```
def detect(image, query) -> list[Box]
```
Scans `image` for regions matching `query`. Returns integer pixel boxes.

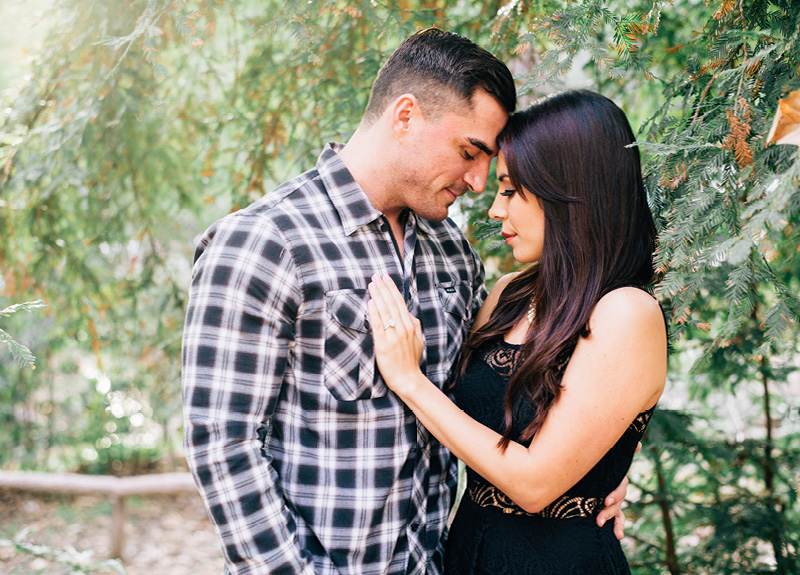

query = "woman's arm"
[367,274,666,514]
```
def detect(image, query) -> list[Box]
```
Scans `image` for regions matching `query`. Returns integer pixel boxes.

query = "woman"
[367,90,667,574]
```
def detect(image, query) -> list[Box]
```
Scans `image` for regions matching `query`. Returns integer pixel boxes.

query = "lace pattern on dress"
[479,339,577,381]
[630,406,655,434]
[467,479,602,519]
[479,341,519,379]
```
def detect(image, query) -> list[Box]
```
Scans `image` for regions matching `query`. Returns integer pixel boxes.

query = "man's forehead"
[453,102,507,151]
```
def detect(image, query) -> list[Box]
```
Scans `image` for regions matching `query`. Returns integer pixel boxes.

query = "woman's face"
[488,153,545,264]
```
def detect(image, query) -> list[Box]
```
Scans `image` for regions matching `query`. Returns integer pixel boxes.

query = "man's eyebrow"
[468,138,495,156]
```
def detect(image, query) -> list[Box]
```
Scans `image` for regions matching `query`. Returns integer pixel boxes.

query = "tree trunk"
[760,353,787,575]
[652,446,680,575]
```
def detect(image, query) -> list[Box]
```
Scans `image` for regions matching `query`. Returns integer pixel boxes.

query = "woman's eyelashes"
[500,188,517,197]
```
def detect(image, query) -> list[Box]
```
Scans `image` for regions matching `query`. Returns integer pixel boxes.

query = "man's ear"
[390,94,418,141]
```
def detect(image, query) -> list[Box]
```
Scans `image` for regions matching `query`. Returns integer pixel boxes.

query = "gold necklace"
[526,297,536,325]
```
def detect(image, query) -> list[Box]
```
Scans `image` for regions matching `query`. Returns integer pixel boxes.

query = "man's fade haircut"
[362,28,516,126]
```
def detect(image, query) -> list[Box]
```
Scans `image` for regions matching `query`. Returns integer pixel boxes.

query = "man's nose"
[463,158,492,194]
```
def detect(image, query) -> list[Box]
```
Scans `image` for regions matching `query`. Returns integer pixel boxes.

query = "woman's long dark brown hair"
[460,90,656,450]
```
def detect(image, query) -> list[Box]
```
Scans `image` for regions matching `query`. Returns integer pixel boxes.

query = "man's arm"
[182,216,313,575]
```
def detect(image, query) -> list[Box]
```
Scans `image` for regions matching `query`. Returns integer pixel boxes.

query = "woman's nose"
[488,193,506,220]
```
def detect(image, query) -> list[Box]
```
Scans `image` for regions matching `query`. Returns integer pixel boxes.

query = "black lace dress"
[444,340,654,575]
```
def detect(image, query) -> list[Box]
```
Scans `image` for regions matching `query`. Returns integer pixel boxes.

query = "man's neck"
[337,127,405,231]
[338,133,407,259]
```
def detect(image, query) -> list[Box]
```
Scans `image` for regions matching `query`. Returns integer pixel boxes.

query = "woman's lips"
[501,232,515,244]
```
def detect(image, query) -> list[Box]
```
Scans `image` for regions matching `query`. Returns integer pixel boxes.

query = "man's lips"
[445,188,464,201]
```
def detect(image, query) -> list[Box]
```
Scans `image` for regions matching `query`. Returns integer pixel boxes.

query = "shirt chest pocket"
[420,280,473,383]
[323,289,387,401]
[437,280,472,340]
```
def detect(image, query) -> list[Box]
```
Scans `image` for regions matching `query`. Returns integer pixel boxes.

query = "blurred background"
[1,1,798,574]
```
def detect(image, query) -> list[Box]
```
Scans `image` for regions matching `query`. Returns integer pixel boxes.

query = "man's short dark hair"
[362,28,516,126]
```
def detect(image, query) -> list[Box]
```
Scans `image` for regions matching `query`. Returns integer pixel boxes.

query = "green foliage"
[1,1,798,573]
[1,300,47,368]
[518,0,658,88]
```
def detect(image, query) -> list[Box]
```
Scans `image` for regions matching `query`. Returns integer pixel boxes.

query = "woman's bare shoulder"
[587,286,667,356]
[564,286,667,410]
[592,287,664,327]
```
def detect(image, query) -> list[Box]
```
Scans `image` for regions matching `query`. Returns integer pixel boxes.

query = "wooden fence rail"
[0,470,199,559]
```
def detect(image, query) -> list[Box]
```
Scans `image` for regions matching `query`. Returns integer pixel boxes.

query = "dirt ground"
[0,489,225,575]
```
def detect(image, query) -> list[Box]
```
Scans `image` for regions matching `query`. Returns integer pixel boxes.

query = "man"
[182,28,626,575]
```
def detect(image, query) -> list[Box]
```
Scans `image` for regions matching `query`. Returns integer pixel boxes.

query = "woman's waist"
[465,474,605,520]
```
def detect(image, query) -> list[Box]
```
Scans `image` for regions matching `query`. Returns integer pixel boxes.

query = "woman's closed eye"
[500,188,517,197]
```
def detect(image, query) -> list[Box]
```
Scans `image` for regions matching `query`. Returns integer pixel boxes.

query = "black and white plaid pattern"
[182,144,486,575]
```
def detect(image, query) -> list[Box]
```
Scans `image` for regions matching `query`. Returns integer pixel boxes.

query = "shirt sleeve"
[181,214,314,575]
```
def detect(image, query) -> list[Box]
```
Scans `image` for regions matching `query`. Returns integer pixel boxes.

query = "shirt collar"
[316,142,439,237]
[405,209,436,236]
[316,143,382,236]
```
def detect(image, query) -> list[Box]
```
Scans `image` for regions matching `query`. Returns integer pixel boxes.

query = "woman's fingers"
[369,275,410,333]
[411,316,424,344]
[367,275,424,394]
[367,299,386,341]
[368,275,423,351]
[381,275,415,329]
[368,281,395,335]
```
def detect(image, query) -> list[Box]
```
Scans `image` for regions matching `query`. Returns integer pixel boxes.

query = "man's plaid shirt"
[182,144,486,575]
